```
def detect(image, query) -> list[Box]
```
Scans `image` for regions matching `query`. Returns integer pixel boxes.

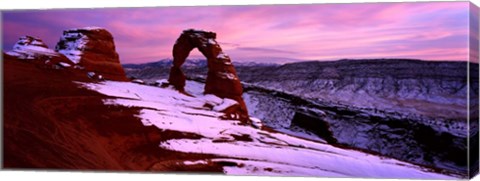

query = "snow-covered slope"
[76,80,459,179]
[243,85,468,174]
[6,36,59,59]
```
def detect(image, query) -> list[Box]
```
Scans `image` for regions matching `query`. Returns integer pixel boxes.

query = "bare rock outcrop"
[55,27,128,81]
[168,29,249,122]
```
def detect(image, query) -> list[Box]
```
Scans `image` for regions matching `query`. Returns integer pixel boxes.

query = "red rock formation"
[15,35,49,49]
[168,29,249,122]
[5,36,74,67]
[3,57,225,171]
[55,27,128,81]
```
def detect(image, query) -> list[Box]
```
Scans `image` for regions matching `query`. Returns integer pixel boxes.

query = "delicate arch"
[168,29,249,122]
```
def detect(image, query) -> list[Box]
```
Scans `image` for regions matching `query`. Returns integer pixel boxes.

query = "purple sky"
[1,2,474,64]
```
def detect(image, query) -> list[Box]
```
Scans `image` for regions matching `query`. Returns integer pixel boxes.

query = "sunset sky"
[1,2,474,64]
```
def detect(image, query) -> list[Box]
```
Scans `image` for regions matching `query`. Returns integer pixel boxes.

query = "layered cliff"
[236,59,475,119]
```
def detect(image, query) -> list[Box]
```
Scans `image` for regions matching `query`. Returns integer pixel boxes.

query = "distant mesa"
[5,27,128,81]
[168,29,249,122]
[56,27,128,81]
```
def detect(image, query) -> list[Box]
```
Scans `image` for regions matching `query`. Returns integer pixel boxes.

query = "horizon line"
[121,57,470,65]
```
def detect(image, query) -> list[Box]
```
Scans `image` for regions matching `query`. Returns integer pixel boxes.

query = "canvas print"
[1,1,479,179]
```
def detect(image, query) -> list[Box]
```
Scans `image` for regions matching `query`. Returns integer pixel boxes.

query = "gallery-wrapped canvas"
[1,1,479,180]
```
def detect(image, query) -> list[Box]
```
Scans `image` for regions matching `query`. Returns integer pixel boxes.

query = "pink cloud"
[2,2,471,64]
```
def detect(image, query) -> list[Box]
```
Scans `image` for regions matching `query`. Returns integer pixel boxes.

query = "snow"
[5,51,22,57]
[212,98,238,112]
[65,26,105,32]
[76,80,459,179]
[207,38,217,45]
[212,158,345,177]
[250,117,263,129]
[8,42,58,59]
[183,80,205,96]
[216,72,238,80]
[132,79,145,84]
[58,62,72,67]
[202,94,223,105]
[31,40,45,46]
[18,45,57,56]
[155,79,169,85]
[57,31,89,64]
[160,138,454,179]
[183,160,208,166]
[80,26,104,31]
[58,50,82,64]
[217,52,229,59]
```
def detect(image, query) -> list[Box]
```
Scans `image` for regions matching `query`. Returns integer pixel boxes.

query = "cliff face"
[55,27,128,81]
[236,59,475,119]
[238,59,475,174]
[243,86,468,174]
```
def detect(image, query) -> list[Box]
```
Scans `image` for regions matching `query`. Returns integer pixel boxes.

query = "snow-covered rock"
[56,27,128,81]
[6,36,76,68]
[7,36,55,58]
[76,80,460,179]
[132,79,145,84]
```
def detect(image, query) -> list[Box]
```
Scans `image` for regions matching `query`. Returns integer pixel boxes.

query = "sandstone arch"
[168,29,249,122]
